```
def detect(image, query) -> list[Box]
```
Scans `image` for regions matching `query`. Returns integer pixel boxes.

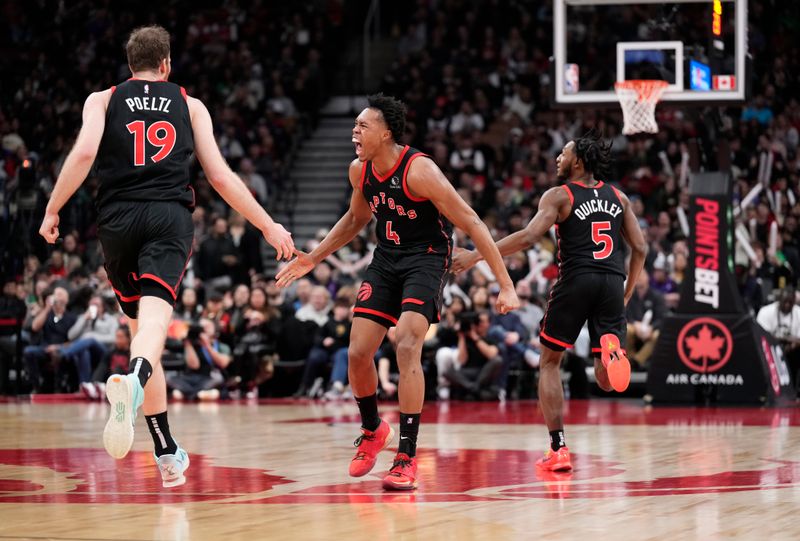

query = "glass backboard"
[553,0,747,105]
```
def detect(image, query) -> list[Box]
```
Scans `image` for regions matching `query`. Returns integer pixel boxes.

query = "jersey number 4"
[126,120,176,166]
[592,221,613,259]
[385,221,401,244]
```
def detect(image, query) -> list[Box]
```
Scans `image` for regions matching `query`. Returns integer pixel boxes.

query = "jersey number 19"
[126,120,176,166]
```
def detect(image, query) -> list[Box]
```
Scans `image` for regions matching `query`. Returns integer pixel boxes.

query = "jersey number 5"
[126,120,176,166]
[592,221,613,259]
[385,221,401,244]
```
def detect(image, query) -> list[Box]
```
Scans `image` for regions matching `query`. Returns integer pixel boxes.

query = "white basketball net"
[614,80,668,135]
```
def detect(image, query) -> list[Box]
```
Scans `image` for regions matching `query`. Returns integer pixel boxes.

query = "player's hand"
[382,381,398,397]
[495,285,520,314]
[275,250,315,288]
[451,247,480,274]
[262,222,294,260]
[39,212,60,244]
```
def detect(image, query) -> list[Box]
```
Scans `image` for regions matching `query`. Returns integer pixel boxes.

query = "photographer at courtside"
[441,311,503,400]
[168,319,231,401]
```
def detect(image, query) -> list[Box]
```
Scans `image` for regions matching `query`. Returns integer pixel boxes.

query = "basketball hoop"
[614,80,668,135]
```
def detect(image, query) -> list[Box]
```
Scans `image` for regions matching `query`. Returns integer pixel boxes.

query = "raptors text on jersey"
[359,146,453,253]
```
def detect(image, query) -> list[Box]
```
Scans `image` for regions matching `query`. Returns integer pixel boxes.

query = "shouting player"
[453,132,647,471]
[39,25,294,487]
[276,94,519,490]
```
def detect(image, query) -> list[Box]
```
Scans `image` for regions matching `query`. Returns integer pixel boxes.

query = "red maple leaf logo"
[685,325,726,367]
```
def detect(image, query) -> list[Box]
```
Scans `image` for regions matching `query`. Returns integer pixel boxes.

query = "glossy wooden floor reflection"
[1,398,799,541]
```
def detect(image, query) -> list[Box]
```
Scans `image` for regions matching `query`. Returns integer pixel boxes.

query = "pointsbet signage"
[648,172,793,405]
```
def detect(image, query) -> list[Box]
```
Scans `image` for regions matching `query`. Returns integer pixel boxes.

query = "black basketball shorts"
[539,272,627,355]
[354,245,451,328]
[97,200,194,319]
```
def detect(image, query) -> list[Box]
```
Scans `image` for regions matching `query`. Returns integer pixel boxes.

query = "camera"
[187,322,204,341]
[457,312,478,333]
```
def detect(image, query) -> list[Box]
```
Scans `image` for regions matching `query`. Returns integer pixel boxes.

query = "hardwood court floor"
[0,397,799,541]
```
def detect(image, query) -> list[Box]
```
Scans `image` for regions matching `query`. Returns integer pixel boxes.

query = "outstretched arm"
[618,191,648,304]
[406,157,519,314]
[40,90,110,243]
[276,160,373,287]
[452,187,567,273]
[188,96,293,259]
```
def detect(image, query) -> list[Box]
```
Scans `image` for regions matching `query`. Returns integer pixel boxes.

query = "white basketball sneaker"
[103,373,144,459]
[156,447,190,488]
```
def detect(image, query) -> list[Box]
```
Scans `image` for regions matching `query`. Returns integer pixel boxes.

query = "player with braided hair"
[453,131,647,471]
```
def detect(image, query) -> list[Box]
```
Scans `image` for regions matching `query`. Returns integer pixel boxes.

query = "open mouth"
[353,140,363,156]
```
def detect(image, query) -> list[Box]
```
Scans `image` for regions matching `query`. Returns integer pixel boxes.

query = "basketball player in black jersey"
[39,26,294,487]
[276,94,519,490]
[453,132,647,471]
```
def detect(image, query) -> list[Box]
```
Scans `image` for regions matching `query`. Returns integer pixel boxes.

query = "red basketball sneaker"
[600,333,631,392]
[382,453,418,490]
[535,446,573,472]
[349,419,394,477]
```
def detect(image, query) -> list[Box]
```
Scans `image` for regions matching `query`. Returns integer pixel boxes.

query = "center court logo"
[2,448,798,503]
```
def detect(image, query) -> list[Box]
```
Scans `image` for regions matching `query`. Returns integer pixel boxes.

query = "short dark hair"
[573,130,613,180]
[367,93,407,143]
[126,25,171,72]
[333,298,351,309]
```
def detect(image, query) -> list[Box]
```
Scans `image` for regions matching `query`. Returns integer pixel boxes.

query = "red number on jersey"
[591,221,613,259]
[385,221,401,244]
[126,120,177,166]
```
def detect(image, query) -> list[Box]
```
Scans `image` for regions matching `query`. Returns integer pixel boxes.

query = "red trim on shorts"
[371,145,409,182]
[110,86,116,95]
[611,185,624,205]
[353,307,399,325]
[180,86,188,101]
[175,246,194,292]
[112,287,141,304]
[438,217,452,268]
[540,331,574,350]
[561,184,574,206]
[401,153,429,202]
[402,298,425,305]
[138,273,177,301]
[358,160,368,191]
[0,318,20,326]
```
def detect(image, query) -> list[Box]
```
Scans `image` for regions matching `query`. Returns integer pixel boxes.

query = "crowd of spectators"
[1,1,799,400]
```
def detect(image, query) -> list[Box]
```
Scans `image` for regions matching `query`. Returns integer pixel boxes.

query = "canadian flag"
[713,75,736,90]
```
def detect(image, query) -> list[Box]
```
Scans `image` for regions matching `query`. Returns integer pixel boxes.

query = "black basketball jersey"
[94,79,195,210]
[555,181,626,280]
[359,146,453,253]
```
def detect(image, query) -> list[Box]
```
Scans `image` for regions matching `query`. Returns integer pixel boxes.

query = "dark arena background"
[1,1,799,540]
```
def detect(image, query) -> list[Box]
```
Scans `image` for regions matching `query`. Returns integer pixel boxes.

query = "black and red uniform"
[539,180,628,354]
[354,146,453,327]
[94,79,195,318]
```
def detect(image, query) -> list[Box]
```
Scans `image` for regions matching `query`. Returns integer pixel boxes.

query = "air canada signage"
[649,172,794,404]
[649,314,793,404]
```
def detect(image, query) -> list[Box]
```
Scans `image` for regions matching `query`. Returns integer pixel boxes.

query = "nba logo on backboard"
[564,63,579,94]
